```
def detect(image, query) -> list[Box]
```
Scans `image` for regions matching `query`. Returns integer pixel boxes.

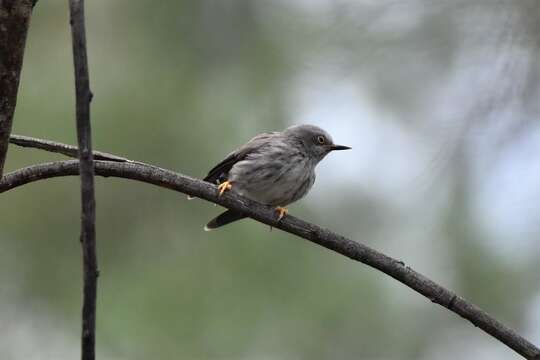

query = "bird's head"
[283,124,351,163]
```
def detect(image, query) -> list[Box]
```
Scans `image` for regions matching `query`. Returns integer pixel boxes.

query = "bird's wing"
[203,131,278,184]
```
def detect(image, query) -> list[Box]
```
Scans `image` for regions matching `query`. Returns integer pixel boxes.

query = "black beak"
[330,144,351,151]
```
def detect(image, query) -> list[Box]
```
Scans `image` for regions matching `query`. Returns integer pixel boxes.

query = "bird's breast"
[228,151,315,206]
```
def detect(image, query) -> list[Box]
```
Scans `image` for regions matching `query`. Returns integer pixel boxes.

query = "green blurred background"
[2,1,540,359]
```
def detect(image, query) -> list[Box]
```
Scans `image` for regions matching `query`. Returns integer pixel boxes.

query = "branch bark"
[10,134,128,162]
[0,0,35,176]
[69,1,97,359]
[2,137,539,360]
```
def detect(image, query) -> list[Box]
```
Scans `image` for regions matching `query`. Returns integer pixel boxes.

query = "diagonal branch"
[2,136,540,360]
[0,0,35,176]
[69,1,97,359]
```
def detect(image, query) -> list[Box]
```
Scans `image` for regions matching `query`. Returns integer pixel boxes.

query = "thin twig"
[9,134,129,162]
[69,1,97,360]
[1,157,538,360]
[0,0,35,176]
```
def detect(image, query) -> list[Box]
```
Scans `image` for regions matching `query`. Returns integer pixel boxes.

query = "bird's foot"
[217,180,232,196]
[275,206,288,221]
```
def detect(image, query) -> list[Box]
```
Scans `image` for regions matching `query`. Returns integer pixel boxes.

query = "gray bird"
[202,124,351,230]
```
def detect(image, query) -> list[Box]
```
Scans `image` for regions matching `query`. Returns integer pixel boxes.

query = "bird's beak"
[330,144,351,151]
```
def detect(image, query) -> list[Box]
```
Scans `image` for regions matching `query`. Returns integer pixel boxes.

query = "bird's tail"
[204,210,247,231]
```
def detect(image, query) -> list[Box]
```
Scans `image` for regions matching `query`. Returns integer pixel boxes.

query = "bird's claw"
[217,180,232,196]
[275,207,288,221]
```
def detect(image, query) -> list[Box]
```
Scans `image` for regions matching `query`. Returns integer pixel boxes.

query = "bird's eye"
[316,135,326,145]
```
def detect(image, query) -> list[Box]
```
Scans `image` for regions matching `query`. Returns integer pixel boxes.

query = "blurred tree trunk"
[0,0,35,176]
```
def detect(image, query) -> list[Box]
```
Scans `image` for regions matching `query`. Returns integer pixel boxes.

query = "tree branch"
[9,134,128,162]
[1,138,539,359]
[69,1,97,359]
[0,0,35,176]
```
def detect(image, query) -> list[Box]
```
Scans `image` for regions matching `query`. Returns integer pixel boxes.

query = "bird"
[200,124,351,231]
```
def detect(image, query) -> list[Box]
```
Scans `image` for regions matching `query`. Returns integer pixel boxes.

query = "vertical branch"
[69,1,97,360]
[0,0,35,176]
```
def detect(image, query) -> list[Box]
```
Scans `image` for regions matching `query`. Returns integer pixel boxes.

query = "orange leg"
[275,206,288,221]
[217,180,232,196]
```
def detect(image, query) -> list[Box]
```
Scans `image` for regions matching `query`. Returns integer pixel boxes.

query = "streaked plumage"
[202,124,350,230]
